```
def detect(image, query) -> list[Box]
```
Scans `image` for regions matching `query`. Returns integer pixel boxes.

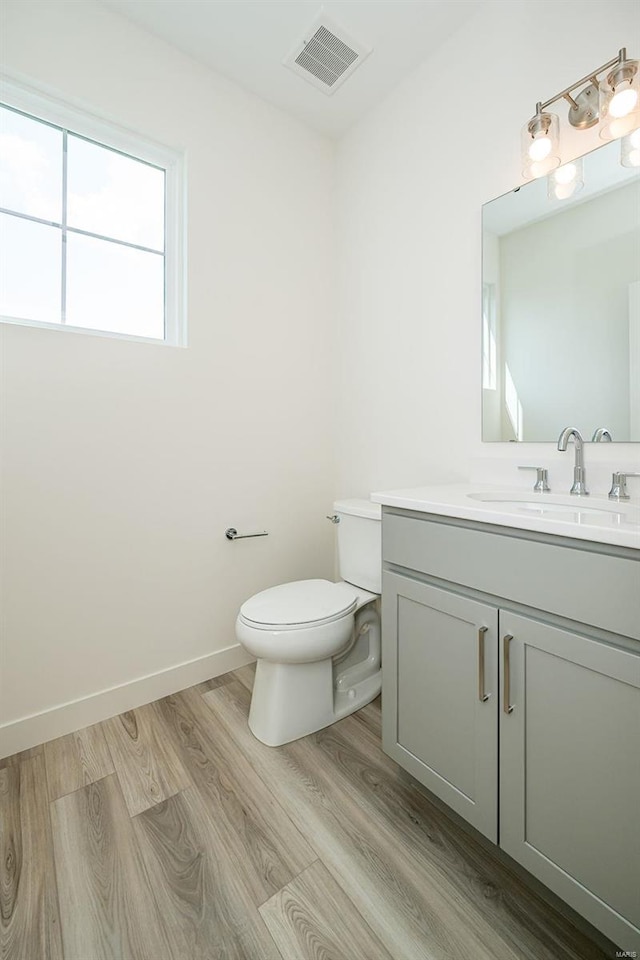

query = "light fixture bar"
[521,46,639,181]
[536,49,626,113]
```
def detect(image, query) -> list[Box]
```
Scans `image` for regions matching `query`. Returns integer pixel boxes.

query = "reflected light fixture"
[621,127,640,167]
[521,48,638,180]
[548,158,584,200]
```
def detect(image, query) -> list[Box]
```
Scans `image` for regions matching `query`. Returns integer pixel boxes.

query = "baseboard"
[0,643,254,760]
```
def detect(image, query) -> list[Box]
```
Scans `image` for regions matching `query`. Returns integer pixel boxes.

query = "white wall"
[335,0,640,496]
[0,0,336,753]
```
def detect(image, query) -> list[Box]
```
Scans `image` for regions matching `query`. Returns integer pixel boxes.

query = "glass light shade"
[599,61,640,140]
[621,127,640,167]
[521,111,561,179]
[547,158,584,200]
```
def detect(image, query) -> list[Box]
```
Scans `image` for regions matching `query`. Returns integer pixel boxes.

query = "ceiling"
[99,0,482,138]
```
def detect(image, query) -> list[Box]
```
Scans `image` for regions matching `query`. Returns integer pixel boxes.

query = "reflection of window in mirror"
[482,282,497,390]
[504,364,523,440]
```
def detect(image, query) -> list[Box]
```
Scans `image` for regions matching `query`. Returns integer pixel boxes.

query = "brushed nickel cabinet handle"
[503,634,514,714]
[478,626,490,702]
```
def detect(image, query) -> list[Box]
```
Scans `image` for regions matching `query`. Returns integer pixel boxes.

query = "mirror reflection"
[482,138,640,442]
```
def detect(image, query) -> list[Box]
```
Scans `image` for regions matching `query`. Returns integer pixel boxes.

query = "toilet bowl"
[235,499,382,746]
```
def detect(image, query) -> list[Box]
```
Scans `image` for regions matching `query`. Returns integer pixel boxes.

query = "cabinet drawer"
[382,511,640,640]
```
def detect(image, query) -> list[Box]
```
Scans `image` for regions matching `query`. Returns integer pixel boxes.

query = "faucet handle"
[608,472,640,501]
[518,465,550,492]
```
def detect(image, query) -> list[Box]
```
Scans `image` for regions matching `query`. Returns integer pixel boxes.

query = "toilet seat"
[239,579,357,631]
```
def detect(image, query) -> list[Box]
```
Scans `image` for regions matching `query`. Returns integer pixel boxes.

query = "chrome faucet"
[592,427,613,442]
[557,427,589,495]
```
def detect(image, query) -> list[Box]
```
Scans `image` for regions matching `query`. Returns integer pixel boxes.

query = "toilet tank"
[333,498,382,594]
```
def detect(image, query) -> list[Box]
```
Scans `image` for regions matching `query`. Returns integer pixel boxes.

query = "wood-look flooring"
[1,664,617,960]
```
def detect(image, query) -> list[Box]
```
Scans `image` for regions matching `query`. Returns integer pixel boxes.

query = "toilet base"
[248,658,381,747]
[334,669,381,722]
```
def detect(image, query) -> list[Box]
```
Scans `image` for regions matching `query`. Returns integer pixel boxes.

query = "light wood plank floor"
[1,665,618,960]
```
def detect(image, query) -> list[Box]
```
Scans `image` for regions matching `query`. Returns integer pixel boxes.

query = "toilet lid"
[240,579,357,627]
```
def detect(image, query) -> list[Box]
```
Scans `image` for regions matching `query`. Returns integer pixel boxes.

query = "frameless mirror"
[482,138,640,441]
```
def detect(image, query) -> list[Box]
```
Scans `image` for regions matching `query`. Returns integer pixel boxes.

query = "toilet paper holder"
[225,527,269,541]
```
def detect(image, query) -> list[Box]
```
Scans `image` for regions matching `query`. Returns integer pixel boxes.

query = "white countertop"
[370,484,640,550]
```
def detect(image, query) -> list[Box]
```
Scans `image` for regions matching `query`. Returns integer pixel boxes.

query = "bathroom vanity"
[371,486,640,953]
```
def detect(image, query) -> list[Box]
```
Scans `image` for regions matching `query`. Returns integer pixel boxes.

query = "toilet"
[235,499,382,746]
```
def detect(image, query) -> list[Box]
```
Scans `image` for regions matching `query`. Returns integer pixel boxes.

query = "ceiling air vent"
[284,13,372,96]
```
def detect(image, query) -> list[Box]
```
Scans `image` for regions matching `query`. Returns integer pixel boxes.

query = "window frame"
[0,77,186,346]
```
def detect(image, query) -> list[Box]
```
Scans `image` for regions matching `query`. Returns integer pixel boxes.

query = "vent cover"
[284,14,372,95]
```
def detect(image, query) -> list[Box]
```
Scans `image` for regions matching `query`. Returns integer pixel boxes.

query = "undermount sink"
[466,492,631,517]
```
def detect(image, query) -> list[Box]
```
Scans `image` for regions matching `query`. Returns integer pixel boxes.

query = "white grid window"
[0,81,185,345]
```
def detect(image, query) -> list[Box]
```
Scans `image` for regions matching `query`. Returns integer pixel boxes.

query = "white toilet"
[235,499,382,746]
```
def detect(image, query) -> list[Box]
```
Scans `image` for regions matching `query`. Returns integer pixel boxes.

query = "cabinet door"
[382,572,498,841]
[500,612,640,953]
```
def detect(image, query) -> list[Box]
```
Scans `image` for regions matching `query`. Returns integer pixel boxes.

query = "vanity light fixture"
[522,48,638,180]
[547,158,584,200]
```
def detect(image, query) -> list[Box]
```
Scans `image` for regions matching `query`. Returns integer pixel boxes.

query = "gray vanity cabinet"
[382,573,498,841]
[499,612,640,950]
[381,507,640,952]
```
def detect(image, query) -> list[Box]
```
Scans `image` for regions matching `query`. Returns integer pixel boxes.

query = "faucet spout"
[557,427,589,495]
